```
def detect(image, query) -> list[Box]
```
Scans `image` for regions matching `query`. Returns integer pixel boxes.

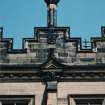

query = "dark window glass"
[97,48,105,52]
[58,52,68,57]
[0,96,34,105]
[75,99,103,105]
[1,100,28,105]
[36,49,48,58]
[2,100,29,105]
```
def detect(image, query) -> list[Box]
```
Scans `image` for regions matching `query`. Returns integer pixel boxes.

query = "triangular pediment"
[44,60,57,69]
[45,62,57,69]
[40,58,64,69]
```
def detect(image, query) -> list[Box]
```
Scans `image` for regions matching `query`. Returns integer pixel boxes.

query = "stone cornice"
[0,64,105,82]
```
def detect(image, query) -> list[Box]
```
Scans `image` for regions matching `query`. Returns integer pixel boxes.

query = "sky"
[0,0,105,49]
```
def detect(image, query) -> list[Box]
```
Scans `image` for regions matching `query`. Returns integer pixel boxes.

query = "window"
[0,43,7,48]
[75,98,103,105]
[70,96,105,105]
[0,96,34,105]
[36,49,48,58]
[69,95,105,105]
[58,52,68,57]
[2,100,28,105]
[97,48,105,52]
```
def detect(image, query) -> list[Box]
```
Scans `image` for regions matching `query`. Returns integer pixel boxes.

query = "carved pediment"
[40,58,64,69]
[44,60,57,69]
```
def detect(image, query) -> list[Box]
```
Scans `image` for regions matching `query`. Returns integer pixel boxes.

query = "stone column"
[47,4,57,27]
[47,81,57,105]
[44,0,60,27]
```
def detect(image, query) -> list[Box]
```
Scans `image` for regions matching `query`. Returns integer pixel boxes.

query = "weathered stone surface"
[0,82,45,105]
[58,82,105,98]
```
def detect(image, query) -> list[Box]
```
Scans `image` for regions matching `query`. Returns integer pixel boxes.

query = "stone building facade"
[1,0,105,105]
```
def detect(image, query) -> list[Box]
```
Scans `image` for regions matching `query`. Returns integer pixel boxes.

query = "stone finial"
[0,27,3,41]
[44,0,60,5]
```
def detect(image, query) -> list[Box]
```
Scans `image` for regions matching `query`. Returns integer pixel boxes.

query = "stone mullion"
[57,98,68,105]
[0,101,2,105]
[102,98,105,105]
